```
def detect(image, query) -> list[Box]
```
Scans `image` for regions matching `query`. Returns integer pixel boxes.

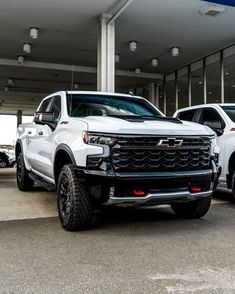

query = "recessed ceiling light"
[208,91,212,95]
[115,54,120,63]
[129,41,137,52]
[199,5,226,16]
[8,78,14,86]
[172,47,180,57]
[17,56,25,64]
[23,43,31,54]
[151,58,159,67]
[30,27,39,39]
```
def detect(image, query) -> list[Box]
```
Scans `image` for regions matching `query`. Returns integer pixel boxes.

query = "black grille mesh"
[111,136,211,172]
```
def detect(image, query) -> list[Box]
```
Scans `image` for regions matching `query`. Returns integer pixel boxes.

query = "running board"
[28,172,56,191]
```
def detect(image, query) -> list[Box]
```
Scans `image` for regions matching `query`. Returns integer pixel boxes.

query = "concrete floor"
[1,168,235,293]
[0,168,57,221]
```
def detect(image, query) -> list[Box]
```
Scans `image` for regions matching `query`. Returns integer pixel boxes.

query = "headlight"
[210,136,220,155]
[210,136,220,164]
[82,131,115,146]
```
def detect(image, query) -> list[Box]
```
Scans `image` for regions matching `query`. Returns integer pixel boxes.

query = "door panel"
[27,96,61,180]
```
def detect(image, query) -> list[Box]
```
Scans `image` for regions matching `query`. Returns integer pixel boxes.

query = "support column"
[97,14,115,92]
[149,82,155,105]
[17,110,22,127]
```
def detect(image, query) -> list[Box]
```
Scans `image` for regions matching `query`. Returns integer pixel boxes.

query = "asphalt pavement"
[1,169,235,294]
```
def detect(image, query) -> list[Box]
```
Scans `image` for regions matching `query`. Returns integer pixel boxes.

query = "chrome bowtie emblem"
[158,138,183,148]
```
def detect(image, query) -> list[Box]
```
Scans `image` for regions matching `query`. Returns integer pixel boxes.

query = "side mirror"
[204,120,224,136]
[34,112,54,124]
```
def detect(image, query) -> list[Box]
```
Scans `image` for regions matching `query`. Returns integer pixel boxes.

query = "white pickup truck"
[174,104,235,198]
[16,91,219,231]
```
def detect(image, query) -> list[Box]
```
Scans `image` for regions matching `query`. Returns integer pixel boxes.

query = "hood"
[74,116,214,136]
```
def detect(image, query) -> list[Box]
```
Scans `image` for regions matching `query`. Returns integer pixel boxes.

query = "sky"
[0,115,33,145]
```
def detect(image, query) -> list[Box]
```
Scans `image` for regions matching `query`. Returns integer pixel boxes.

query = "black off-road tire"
[16,153,34,191]
[171,196,212,219]
[57,164,93,231]
[231,171,235,202]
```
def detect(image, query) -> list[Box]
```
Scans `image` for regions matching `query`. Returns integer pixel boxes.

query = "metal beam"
[116,69,162,79]
[0,58,163,80]
[108,0,135,24]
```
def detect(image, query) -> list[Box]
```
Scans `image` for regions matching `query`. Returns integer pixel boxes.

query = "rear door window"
[49,96,61,123]
[177,109,197,121]
[38,98,53,112]
[199,108,223,125]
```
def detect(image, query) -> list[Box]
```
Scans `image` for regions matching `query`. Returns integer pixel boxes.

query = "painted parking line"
[212,198,232,205]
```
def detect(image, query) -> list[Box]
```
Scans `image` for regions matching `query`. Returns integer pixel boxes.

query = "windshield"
[221,105,235,122]
[66,94,163,118]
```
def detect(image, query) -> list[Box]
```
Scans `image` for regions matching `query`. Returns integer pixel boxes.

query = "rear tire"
[231,171,235,202]
[57,164,93,231]
[16,153,34,191]
[171,196,212,219]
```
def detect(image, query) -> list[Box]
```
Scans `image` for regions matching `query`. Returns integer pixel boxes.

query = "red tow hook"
[133,189,145,196]
[190,186,202,193]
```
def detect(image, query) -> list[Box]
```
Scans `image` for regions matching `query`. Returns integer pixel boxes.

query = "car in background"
[174,104,235,198]
[0,151,10,168]
[7,151,16,167]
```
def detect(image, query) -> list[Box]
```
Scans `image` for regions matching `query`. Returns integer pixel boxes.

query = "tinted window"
[177,109,196,121]
[221,105,235,122]
[200,108,222,124]
[49,96,61,122]
[66,94,162,118]
[38,98,52,112]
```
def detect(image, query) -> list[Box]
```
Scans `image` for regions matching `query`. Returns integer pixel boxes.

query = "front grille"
[111,136,211,172]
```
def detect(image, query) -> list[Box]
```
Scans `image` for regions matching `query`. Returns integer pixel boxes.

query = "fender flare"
[15,139,24,159]
[54,144,76,165]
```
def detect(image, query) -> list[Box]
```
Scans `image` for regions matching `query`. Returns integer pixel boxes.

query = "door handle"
[38,130,43,136]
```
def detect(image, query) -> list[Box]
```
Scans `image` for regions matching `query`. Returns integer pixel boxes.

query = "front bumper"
[104,188,213,206]
[81,162,219,206]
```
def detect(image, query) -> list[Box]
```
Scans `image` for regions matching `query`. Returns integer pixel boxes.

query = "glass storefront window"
[191,60,204,106]
[206,53,221,103]
[158,83,164,112]
[224,52,235,103]
[165,73,175,116]
[178,67,189,109]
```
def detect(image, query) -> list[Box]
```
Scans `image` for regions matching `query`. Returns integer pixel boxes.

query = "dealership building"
[0,0,235,126]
